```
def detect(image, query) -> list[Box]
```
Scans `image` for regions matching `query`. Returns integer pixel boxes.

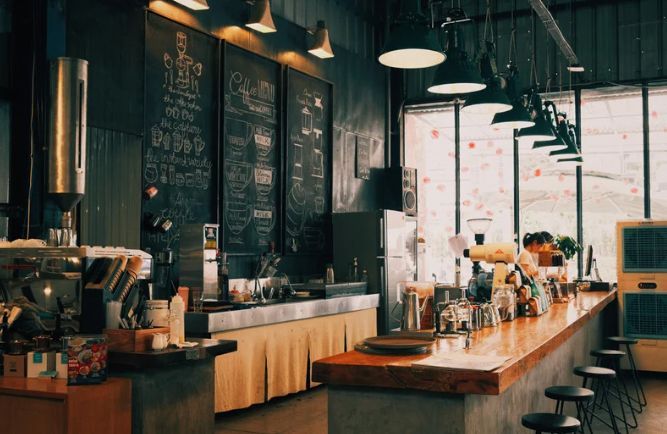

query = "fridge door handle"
[379,215,384,253]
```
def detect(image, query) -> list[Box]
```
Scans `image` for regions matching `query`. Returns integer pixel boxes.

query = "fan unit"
[623,292,667,339]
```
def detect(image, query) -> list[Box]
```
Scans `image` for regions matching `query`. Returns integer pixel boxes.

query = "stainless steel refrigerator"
[333,210,418,334]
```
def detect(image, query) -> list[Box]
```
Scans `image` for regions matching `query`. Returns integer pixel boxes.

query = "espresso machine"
[463,243,517,299]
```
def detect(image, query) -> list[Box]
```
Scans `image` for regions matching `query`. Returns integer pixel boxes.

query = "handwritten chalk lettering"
[225,160,253,193]
[253,205,276,236]
[228,71,276,121]
[226,201,252,235]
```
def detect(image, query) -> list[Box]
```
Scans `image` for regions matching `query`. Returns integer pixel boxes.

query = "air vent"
[623,226,667,272]
[624,292,667,339]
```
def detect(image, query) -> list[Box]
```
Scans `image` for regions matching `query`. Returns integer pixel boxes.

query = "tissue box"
[3,354,26,377]
[27,352,55,378]
[55,352,68,379]
[64,335,108,385]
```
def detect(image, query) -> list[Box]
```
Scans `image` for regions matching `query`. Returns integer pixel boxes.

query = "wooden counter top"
[108,338,237,369]
[312,290,617,395]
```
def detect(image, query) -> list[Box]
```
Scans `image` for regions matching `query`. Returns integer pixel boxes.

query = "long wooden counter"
[313,290,617,395]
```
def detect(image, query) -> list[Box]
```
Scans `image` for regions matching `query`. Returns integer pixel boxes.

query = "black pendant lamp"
[549,121,581,159]
[532,102,568,151]
[462,43,512,114]
[427,28,485,95]
[491,68,534,129]
[378,0,444,69]
[517,93,557,143]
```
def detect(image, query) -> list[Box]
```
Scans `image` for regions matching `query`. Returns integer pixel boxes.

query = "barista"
[518,232,545,278]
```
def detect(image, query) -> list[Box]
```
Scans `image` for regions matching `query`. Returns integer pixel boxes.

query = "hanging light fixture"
[532,102,567,151]
[517,93,557,143]
[246,0,277,33]
[427,27,485,95]
[462,43,512,115]
[378,0,444,69]
[173,0,209,10]
[549,121,582,163]
[491,69,534,129]
[308,21,334,59]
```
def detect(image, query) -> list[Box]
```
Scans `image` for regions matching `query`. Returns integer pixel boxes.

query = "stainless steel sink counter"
[185,294,380,335]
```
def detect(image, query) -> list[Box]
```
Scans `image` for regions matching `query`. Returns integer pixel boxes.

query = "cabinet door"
[0,394,66,434]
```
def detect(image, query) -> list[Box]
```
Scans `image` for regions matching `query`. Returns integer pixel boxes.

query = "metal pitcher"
[400,291,428,331]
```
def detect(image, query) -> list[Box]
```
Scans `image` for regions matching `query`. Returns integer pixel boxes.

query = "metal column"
[642,82,651,219]
[575,89,583,279]
[455,101,461,285]
[513,129,520,244]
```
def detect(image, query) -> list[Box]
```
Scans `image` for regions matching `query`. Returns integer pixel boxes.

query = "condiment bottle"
[169,294,185,345]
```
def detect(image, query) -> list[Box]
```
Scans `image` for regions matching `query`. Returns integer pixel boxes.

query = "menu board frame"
[283,67,333,256]
[220,42,283,255]
[142,12,220,260]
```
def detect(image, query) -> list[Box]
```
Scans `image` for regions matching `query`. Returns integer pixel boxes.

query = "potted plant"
[554,235,582,260]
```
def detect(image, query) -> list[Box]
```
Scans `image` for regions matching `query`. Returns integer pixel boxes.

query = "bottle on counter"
[169,294,185,345]
[218,251,229,301]
[325,264,335,284]
[361,268,368,282]
[348,257,359,282]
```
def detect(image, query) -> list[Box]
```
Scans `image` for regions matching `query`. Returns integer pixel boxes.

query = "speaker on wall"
[384,166,417,216]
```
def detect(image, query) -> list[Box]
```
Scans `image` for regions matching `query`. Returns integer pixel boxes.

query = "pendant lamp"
[173,0,209,10]
[427,29,485,95]
[308,21,334,59]
[246,0,277,33]
[517,93,557,143]
[378,0,444,69]
[556,156,583,167]
[462,77,512,114]
[491,70,534,129]
[549,122,580,158]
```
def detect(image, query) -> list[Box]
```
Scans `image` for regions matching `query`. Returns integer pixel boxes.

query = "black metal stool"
[573,366,622,434]
[608,336,647,411]
[545,386,594,434]
[591,349,637,430]
[521,413,580,434]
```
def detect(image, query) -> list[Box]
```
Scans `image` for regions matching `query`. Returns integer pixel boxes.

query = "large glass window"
[648,86,667,220]
[581,87,644,279]
[405,109,456,282]
[459,111,514,283]
[518,92,577,256]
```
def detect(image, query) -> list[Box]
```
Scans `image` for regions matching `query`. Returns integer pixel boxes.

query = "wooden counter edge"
[312,290,617,395]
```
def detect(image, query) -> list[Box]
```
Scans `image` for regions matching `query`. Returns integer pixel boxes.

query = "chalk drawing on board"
[226,201,252,235]
[285,183,306,237]
[172,131,183,152]
[313,92,323,121]
[312,149,324,178]
[253,204,276,236]
[228,70,277,123]
[162,133,171,150]
[225,160,253,193]
[313,129,322,151]
[144,163,158,183]
[183,136,193,154]
[254,167,275,197]
[175,172,185,187]
[254,125,275,157]
[185,173,195,187]
[301,106,312,136]
[194,135,205,157]
[151,125,163,147]
[225,117,253,153]
[292,142,303,181]
[174,31,202,92]
[303,227,325,251]
[160,164,168,184]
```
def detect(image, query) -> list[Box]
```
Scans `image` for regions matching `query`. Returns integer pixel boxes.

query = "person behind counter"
[518,232,545,278]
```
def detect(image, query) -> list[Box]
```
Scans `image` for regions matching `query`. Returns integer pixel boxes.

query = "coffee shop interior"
[2,0,667,433]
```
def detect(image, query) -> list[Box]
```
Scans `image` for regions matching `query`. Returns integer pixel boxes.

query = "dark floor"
[215,374,667,434]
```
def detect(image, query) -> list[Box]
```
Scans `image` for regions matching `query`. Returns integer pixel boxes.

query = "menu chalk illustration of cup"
[253,205,276,236]
[226,201,252,235]
[225,160,253,193]
[254,167,275,197]
[254,125,275,157]
[151,125,163,148]
[286,183,306,237]
[144,163,158,183]
[226,118,253,153]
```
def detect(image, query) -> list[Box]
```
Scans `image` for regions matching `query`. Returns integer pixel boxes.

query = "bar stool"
[521,413,580,434]
[608,336,647,410]
[573,366,622,434]
[544,386,594,433]
[591,349,637,430]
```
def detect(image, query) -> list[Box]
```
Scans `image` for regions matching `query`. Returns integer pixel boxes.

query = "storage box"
[27,351,56,378]
[3,354,26,377]
[103,327,170,352]
[64,335,108,385]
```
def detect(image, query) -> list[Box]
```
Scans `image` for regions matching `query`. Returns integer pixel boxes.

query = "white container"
[169,295,185,345]
[27,351,55,378]
[55,352,68,378]
[145,299,170,327]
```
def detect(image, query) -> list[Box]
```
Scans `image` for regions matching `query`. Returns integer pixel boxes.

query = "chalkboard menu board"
[222,44,281,254]
[284,68,333,254]
[142,13,218,255]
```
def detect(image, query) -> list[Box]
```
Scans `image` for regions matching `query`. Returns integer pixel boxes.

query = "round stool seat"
[608,336,638,345]
[573,365,616,378]
[545,385,595,402]
[521,413,581,433]
[590,349,625,359]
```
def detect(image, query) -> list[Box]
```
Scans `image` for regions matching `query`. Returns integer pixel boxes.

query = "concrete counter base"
[328,300,615,434]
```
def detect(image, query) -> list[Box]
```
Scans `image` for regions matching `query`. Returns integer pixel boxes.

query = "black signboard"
[142,13,218,256]
[221,44,282,254]
[284,68,333,255]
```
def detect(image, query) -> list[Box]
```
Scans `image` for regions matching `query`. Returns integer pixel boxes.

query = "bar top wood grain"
[312,290,617,395]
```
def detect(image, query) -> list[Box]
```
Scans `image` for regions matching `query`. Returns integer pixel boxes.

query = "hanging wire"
[483,0,493,43]
[508,0,517,66]
[530,8,538,88]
